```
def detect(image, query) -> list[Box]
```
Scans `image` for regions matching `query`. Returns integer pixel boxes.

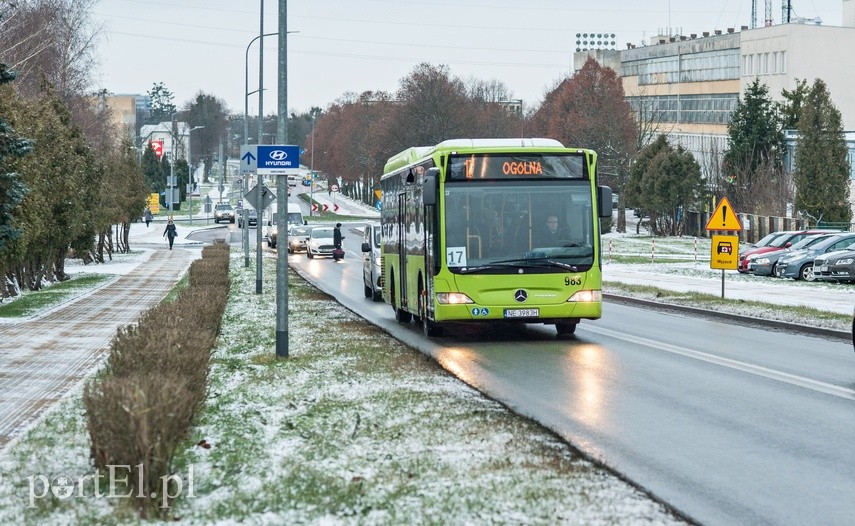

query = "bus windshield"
[443,180,595,272]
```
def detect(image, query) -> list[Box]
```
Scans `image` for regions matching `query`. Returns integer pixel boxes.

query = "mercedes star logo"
[270,150,288,160]
[514,289,527,302]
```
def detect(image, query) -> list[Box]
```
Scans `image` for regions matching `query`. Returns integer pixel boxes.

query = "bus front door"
[397,193,408,312]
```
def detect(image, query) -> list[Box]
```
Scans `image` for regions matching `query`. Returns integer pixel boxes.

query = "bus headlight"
[436,292,474,304]
[567,290,602,303]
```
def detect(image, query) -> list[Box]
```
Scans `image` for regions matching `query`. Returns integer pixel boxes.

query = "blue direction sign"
[240,145,257,174]
[257,145,300,175]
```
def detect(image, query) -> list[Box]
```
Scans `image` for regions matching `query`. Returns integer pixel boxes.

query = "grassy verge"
[604,280,850,330]
[166,253,686,523]
[0,250,687,524]
[0,274,114,318]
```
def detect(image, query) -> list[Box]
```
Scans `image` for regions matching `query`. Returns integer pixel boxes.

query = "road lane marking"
[581,325,855,401]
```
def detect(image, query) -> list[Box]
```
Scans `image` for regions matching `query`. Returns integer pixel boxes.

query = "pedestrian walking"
[163,218,177,250]
[143,206,153,228]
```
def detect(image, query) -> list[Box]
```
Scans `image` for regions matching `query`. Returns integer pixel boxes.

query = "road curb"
[604,293,851,341]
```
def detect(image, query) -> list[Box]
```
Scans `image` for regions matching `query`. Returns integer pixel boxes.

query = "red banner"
[149,140,164,159]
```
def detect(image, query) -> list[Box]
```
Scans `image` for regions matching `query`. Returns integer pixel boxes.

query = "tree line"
[0,1,147,299]
[2,0,850,299]
[306,59,851,236]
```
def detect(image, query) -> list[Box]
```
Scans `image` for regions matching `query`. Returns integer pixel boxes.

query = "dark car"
[737,230,835,273]
[237,208,258,228]
[813,248,855,283]
[214,203,235,224]
[747,233,837,277]
[774,233,855,280]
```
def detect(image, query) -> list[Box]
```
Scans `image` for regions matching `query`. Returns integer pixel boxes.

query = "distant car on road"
[362,221,382,301]
[214,203,235,224]
[238,208,258,228]
[287,225,312,254]
[306,226,336,259]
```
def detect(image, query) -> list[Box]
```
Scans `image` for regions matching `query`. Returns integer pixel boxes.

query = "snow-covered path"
[0,245,197,451]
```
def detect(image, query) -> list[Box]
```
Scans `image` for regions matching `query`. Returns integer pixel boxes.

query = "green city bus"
[380,138,612,337]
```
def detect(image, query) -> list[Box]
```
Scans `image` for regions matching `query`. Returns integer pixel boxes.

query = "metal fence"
[682,211,853,243]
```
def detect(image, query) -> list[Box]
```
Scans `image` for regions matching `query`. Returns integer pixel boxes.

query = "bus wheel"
[418,281,443,337]
[391,276,411,323]
[395,307,412,323]
[555,321,577,337]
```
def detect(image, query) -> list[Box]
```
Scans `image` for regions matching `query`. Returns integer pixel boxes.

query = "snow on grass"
[0,247,688,524]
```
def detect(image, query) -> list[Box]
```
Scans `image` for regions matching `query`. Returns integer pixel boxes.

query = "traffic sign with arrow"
[245,183,276,211]
[240,145,257,174]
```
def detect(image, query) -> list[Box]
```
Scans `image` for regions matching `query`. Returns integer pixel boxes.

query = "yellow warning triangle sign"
[705,197,742,231]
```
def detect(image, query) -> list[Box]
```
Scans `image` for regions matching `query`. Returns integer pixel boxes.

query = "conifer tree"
[0,63,32,253]
[794,79,851,223]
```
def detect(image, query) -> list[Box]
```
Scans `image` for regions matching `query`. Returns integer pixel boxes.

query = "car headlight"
[837,258,854,265]
[436,292,474,304]
[568,290,602,303]
[755,257,769,265]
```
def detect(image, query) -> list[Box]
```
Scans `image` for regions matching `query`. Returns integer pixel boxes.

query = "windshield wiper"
[457,259,579,273]
[457,265,498,274]
[514,257,580,271]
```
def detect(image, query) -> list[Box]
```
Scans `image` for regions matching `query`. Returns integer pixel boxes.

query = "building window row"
[627,93,738,125]
[623,49,740,85]
[742,51,787,76]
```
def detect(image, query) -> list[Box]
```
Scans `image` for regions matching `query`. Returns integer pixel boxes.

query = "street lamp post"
[187,125,205,223]
[244,31,276,270]
[310,113,316,216]
[168,112,183,214]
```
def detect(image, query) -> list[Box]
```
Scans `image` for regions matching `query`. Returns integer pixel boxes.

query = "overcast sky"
[92,0,844,117]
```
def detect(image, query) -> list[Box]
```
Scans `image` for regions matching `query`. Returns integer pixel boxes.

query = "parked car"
[774,233,855,280]
[746,233,837,276]
[737,230,833,273]
[214,203,235,224]
[287,225,312,254]
[237,208,258,228]
[361,221,382,301]
[306,226,336,259]
[813,248,855,283]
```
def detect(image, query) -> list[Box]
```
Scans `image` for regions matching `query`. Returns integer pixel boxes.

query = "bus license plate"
[504,308,539,318]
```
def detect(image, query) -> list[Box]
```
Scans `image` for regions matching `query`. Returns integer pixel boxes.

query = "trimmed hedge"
[83,240,230,518]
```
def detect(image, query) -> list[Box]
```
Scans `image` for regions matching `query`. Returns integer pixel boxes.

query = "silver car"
[214,203,235,224]
[287,225,312,254]
[306,226,335,259]
[361,222,382,301]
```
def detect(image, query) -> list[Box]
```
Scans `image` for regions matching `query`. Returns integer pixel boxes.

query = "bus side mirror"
[423,167,439,206]
[597,186,613,218]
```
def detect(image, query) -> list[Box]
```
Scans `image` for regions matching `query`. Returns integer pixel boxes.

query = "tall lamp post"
[309,113,315,216]
[187,125,205,223]
[168,112,183,214]
[244,31,276,269]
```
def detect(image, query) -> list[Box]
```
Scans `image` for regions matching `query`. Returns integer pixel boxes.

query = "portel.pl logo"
[24,464,196,509]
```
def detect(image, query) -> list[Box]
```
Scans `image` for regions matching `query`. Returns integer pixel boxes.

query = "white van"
[361,221,382,301]
[266,203,305,249]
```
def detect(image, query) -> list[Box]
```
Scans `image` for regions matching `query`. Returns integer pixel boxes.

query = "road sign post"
[705,197,743,298]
